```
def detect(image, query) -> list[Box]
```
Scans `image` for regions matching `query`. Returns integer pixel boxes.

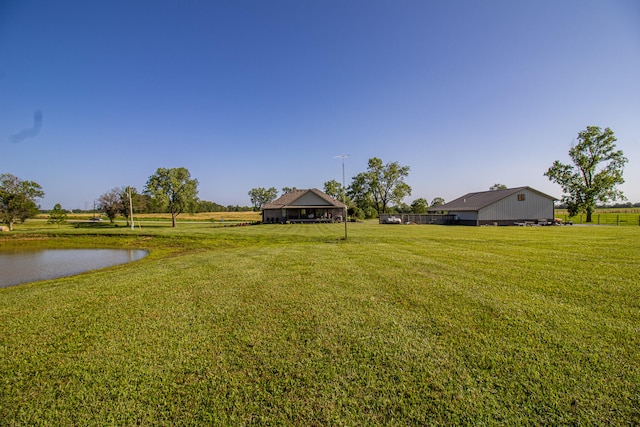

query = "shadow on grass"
[72,221,122,229]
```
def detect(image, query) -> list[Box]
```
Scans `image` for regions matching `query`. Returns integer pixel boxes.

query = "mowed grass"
[1,222,639,425]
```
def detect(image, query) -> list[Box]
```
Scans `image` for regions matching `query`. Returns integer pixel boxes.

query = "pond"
[0,249,148,288]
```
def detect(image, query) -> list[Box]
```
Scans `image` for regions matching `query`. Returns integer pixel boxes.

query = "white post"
[128,188,134,230]
[335,155,349,240]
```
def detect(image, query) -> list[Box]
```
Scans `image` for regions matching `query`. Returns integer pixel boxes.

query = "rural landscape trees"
[430,197,445,207]
[248,187,277,211]
[410,198,429,214]
[0,173,44,231]
[98,187,123,223]
[545,126,628,222]
[96,186,145,225]
[281,187,297,194]
[47,203,67,226]
[348,157,411,215]
[0,126,633,228]
[119,186,145,226]
[322,179,346,201]
[144,167,199,227]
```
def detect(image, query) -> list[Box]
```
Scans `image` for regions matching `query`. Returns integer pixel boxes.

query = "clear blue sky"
[1,0,639,210]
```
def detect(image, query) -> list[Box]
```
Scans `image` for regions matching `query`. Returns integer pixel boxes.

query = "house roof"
[435,186,557,212]
[261,188,346,210]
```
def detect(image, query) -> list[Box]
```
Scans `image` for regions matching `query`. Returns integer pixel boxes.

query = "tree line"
[1,125,631,229]
[1,167,248,230]
[92,167,249,228]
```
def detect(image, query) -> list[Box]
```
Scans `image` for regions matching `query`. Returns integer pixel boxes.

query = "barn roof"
[436,186,556,212]
[261,188,346,210]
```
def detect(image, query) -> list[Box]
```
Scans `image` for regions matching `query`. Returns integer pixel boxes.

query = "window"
[517,194,525,201]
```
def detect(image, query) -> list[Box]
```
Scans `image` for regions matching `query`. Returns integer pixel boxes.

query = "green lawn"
[1,222,639,425]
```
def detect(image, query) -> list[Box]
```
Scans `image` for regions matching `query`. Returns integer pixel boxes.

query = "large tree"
[323,179,349,203]
[48,203,67,227]
[98,187,124,223]
[0,173,44,231]
[347,173,375,217]
[349,157,411,215]
[248,187,277,211]
[545,126,628,222]
[144,167,199,227]
[411,198,429,214]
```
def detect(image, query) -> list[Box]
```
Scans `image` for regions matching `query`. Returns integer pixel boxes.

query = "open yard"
[1,221,639,425]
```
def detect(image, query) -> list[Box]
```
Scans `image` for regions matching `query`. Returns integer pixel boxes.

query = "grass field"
[1,221,639,425]
[37,211,262,223]
[554,208,640,226]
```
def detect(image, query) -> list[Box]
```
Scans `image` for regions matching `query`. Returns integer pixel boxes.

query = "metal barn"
[432,187,557,226]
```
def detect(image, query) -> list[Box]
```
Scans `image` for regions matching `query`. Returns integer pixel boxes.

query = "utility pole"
[334,155,349,240]
[128,188,134,230]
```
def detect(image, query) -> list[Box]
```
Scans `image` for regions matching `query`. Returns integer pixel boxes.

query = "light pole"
[334,154,349,240]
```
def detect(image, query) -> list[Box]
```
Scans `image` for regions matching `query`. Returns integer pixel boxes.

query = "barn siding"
[478,189,553,221]
[446,211,478,226]
[453,211,478,221]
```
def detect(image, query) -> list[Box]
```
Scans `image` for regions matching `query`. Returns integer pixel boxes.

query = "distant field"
[554,208,640,225]
[1,222,639,424]
[38,211,262,222]
[132,211,261,222]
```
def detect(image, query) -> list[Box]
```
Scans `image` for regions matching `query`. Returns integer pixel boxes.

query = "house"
[432,186,557,226]
[261,188,346,224]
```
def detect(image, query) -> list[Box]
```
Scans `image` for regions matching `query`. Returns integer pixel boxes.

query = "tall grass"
[1,222,639,425]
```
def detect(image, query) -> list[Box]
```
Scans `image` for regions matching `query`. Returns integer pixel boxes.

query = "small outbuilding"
[432,186,557,226]
[261,188,346,224]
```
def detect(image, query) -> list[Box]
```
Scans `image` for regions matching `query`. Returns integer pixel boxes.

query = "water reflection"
[0,249,148,288]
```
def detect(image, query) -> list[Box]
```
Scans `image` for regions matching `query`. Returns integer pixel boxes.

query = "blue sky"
[1,0,639,210]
